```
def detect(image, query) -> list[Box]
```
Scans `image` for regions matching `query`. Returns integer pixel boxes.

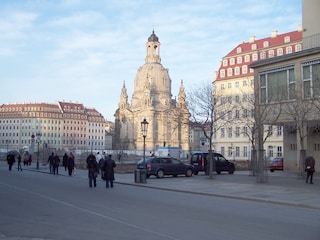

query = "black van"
[190,151,235,175]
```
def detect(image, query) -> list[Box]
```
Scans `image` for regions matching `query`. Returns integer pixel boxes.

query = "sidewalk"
[5,161,320,211]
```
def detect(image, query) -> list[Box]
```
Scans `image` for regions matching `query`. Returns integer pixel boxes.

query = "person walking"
[48,153,54,174]
[53,153,60,175]
[87,153,99,188]
[17,154,22,171]
[98,154,105,180]
[67,153,75,176]
[7,152,15,171]
[103,154,116,188]
[62,153,68,171]
[305,156,315,184]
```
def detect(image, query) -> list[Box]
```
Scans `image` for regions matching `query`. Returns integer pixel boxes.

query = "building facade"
[0,101,105,154]
[214,27,303,162]
[250,0,320,172]
[114,31,190,153]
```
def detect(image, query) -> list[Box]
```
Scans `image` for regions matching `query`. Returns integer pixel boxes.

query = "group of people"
[86,152,116,188]
[47,152,75,176]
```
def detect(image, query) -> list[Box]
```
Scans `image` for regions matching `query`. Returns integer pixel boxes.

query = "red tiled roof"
[215,30,303,81]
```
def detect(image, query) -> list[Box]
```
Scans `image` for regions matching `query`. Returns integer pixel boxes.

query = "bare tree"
[187,82,232,179]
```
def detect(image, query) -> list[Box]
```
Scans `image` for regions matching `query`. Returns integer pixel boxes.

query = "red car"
[269,157,284,172]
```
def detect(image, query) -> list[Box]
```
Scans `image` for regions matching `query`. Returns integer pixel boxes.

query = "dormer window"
[277,48,283,56]
[268,50,275,58]
[236,47,242,53]
[295,44,302,52]
[263,41,269,48]
[251,44,257,50]
[284,36,290,43]
[223,59,228,66]
[286,46,293,54]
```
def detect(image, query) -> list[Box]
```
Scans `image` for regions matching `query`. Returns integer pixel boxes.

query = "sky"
[0,0,302,121]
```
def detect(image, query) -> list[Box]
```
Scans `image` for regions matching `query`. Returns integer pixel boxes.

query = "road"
[0,168,319,240]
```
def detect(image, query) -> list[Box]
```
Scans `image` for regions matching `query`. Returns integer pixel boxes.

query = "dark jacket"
[305,156,315,172]
[103,158,116,180]
[7,153,15,165]
[63,153,68,167]
[87,154,98,174]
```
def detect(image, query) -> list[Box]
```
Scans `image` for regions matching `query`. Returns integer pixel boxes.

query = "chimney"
[249,36,255,43]
[298,24,303,32]
[271,30,278,38]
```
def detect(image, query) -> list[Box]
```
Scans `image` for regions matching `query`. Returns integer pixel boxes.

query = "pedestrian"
[28,154,32,166]
[96,151,102,163]
[87,153,99,188]
[48,153,54,174]
[17,154,22,171]
[67,153,75,176]
[103,154,116,188]
[53,153,60,175]
[98,154,105,180]
[305,156,315,184]
[6,152,15,171]
[62,153,68,171]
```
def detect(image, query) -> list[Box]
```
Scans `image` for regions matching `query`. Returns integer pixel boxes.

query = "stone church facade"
[114,31,189,153]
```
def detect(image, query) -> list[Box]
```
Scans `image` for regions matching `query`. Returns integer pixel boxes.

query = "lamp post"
[141,118,149,166]
[140,118,149,183]
[36,132,41,170]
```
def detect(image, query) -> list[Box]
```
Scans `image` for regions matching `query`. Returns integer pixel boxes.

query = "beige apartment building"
[0,101,106,156]
[114,31,190,153]
[214,27,303,162]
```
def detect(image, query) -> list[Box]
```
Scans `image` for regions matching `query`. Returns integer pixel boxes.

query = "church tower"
[114,30,189,153]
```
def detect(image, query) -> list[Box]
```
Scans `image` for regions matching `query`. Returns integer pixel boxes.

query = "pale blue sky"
[0,0,301,121]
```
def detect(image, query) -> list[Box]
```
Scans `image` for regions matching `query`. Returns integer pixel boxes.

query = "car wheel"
[228,170,234,174]
[194,171,199,175]
[216,171,221,174]
[156,169,164,178]
[186,169,193,177]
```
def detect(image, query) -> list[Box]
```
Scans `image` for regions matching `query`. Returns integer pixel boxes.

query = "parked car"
[269,157,284,172]
[137,157,194,178]
[190,151,235,175]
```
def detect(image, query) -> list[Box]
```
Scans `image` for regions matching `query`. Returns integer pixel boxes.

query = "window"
[252,53,258,61]
[227,68,233,77]
[235,67,240,75]
[235,147,240,157]
[242,80,247,87]
[286,46,292,54]
[242,65,248,74]
[228,127,232,138]
[220,128,225,138]
[230,58,235,65]
[260,52,266,59]
[236,47,242,53]
[228,96,232,103]
[242,109,248,118]
[220,69,225,78]
[302,60,320,98]
[235,109,240,119]
[220,111,225,120]
[223,60,228,66]
[259,66,296,103]
[243,146,248,157]
[237,56,242,64]
[220,97,225,105]
[251,44,257,50]
[228,111,232,120]
[268,50,275,58]
[228,83,232,89]
[244,55,250,62]
[243,126,248,137]
[263,41,269,47]
[284,36,290,43]
[235,82,239,88]
[235,127,240,137]
[295,44,302,52]
[277,125,282,136]
[221,84,225,89]
[235,95,240,103]
[277,48,283,56]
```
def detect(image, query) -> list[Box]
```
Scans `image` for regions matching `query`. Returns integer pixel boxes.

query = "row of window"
[220,94,255,105]
[219,125,282,138]
[220,79,254,89]
[259,60,320,103]
[218,146,283,158]
[223,44,302,67]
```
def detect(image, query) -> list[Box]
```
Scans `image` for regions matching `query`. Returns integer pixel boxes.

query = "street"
[0,167,319,240]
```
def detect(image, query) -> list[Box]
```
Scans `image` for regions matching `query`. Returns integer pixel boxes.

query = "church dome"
[148,30,159,42]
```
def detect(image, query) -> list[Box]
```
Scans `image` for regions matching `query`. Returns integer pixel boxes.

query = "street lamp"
[141,118,149,166]
[36,132,41,170]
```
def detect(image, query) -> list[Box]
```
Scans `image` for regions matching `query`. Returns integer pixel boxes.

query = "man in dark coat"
[87,154,98,188]
[7,152,15,171]
[103,155,116,188]
[305,156,316,184]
